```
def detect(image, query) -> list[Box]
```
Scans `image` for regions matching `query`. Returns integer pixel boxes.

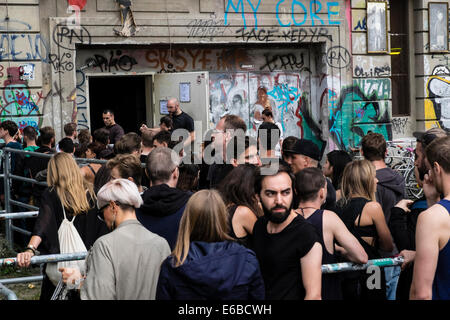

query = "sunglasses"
[97,203,110,222]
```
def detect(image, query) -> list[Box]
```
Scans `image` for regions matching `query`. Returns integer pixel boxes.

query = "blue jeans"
[385,266,401,300]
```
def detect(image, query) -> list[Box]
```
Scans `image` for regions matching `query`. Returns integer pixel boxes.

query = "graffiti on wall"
[0,34,49,63]
[329,78,392,149]
[224,0,341,29]
[209,73,249,126]
[425,65,450,129]
[0,67,42,131]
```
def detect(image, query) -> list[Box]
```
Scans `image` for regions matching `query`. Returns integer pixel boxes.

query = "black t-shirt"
[172,111,194,132]
[252,215,320,300]
[105,123,124,144]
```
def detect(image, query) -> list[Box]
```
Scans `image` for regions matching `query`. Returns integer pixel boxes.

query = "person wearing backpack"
[16,152,108,300]
[337,160,394,300]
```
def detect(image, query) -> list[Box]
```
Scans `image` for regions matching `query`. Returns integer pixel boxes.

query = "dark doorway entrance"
[89,76,147,134]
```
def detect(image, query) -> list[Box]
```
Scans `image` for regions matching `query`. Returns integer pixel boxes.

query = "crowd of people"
[0,97,448,300]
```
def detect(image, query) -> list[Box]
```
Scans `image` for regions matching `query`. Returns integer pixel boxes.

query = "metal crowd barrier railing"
[0,251,404,299]
[0,146,107,250]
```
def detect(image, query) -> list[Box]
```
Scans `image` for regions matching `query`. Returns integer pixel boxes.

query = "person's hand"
[399,250,416,270]
[395,199,414,212]
[139,124,148,132]
[59,267,82,287]
[16,251,34,268]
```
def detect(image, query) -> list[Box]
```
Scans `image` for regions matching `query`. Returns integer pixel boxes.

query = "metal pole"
[321,257,404,274]
[2,149,13,249]
[0,275,43,285]
[0,251,88,267]
[0,211,38,220]
[0,283,18,300]
[9,200,39,211]
[10,225,31,236]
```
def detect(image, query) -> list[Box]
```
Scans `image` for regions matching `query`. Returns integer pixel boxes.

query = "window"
[390,0,410,116]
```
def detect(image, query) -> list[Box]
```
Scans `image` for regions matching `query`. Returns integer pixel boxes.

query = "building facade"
[0,0,449,156]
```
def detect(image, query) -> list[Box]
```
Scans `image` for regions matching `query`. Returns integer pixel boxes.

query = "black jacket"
[137,184,192,249]
[376,167,406,223]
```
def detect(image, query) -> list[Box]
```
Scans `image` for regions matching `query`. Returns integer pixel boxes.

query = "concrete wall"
[0,0,448,152]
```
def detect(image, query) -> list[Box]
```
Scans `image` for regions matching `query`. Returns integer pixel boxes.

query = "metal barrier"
[0,283,18,300]
[0,147,108,249]
[0,251,404,299]
[0,251,88,267]
[0,252,88,300]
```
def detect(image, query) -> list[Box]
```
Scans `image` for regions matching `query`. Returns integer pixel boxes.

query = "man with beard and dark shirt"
[361,132,406,300]
[137,147,192,250]
[282,138,336,211]
[252,164,322,300]
[389,127,447,299]
[167,98,195,148]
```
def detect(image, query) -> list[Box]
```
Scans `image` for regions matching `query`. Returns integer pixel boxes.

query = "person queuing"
[219,164,263,249]
[137,147,192,249]
[295,167,368,300]
[410,136,450,300]
[322,150,352,202]
[156,189,265,300]
[16,152,108,300]
[60,178,171,300]
[283,138,336,211]
[361,132,405,300]
[207,114,247,188]
[338,159,394,300]
[80,141,106,184]
[389,127,448,300]
[252,164,323,300]
[102,109,125,145]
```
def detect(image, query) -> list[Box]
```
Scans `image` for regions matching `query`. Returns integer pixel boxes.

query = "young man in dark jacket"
[361,132,406,300]
[137,147,192,249]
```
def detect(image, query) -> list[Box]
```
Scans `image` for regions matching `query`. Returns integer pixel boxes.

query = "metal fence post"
[0,283,18,300]
[2,149,13,250]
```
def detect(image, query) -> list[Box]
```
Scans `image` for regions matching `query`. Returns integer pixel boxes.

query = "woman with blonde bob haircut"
[337,159,394,300]
[156,189,265,300]
[60,179,171,300]
[16,152,108,300]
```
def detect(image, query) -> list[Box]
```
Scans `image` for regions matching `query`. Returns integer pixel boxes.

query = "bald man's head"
[167,98,180,116]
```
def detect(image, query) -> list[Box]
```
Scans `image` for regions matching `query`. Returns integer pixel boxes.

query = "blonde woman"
[156,189,265,300]
[16,152,108,300]
[337,159,394,300]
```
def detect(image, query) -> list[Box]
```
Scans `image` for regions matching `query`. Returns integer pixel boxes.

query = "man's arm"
[410,207,441,300]
[300,242,322,300]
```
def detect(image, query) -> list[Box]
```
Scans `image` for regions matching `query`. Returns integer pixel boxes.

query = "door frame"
[85,71,156,130]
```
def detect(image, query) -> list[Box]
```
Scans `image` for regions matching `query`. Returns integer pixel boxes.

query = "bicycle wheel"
[405,168,423,200]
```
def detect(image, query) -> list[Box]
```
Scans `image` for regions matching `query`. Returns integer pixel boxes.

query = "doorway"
[88,76,148,134]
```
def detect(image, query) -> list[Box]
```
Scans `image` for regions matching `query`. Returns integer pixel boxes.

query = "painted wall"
[0,0,447,152]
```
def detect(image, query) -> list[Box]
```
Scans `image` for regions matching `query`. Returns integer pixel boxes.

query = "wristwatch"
[25,244,40,256]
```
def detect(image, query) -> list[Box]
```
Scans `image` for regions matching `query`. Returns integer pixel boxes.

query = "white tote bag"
[46,203,87,286]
